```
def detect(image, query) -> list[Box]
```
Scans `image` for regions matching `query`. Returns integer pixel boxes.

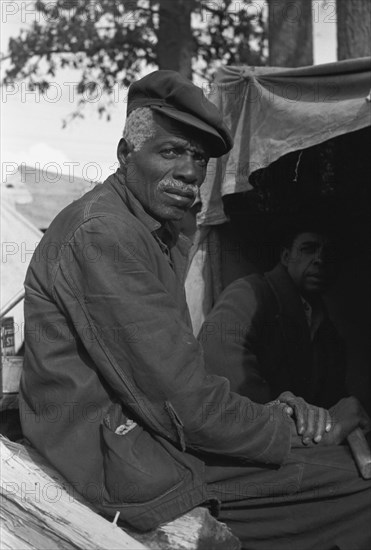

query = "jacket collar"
[265,264,326,329]
[109,170,161,232]
[265,264,308,322]
[300,296,325,340]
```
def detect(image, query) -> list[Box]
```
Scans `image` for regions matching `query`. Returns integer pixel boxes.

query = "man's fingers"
[278,391,295,402]
[313,408,327,442]
[302,407,315,444]
[294,401,306,436]
[358,404,371,433]
[359,414,371,433]
[325,410,332,432]
[277,394,329,441]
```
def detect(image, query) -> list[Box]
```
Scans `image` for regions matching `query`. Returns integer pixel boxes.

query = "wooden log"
[347,428,371,479]
[131,506,241,550]
[0,436,240,550]
[0,436,147,550]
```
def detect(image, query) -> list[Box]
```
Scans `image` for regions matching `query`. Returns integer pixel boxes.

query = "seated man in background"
[20,71,371,550]
[200,222,367,434]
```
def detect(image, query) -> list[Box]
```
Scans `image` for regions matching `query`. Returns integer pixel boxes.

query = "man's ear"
[117,138,132,166]
[280,247,290,267]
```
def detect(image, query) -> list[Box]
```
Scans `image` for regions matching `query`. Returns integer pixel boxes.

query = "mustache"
[158,178,198,199]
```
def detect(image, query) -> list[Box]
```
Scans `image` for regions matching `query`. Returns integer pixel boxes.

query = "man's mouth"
[307,273,325,282]
[164,188,196,199]
[158,178,198,208]
[163,193,195,209]
[162,186,198,207]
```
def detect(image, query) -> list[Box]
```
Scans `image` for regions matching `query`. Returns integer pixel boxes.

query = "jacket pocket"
[101,404,185,504]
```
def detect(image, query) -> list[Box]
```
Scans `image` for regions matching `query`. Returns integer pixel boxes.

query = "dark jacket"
[200,264,347,408]
[20,172,291,531]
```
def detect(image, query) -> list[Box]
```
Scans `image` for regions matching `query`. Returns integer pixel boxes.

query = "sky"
[1,0,338,184]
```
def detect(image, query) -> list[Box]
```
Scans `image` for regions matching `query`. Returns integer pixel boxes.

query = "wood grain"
[1,436,240,549]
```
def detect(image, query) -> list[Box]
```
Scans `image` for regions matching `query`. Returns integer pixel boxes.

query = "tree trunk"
[267,0,313,66]
[157,0,195,79]
[337,0,371,60]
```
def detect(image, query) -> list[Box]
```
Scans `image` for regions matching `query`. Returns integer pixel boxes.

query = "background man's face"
[124,114,209,222]
[281,231,336,298]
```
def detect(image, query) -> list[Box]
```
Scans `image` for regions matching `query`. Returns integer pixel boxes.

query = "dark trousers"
[205,445,371,550]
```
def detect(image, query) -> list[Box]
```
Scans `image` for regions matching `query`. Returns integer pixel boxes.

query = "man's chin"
[166,210,187,222]
[151,205,188,223]
[304,281,327,295]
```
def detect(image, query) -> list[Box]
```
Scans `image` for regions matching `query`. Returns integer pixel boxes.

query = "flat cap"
[127,70,233,157]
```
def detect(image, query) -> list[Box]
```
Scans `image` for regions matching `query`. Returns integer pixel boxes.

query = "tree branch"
[200,4,224,17]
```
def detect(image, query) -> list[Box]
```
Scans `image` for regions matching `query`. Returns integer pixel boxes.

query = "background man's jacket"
[200,265,347,408]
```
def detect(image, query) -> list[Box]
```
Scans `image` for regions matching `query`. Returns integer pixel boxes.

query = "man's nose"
[173,154,199,184]
[314,247,325,264]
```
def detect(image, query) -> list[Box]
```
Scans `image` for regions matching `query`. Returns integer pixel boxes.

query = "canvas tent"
[4,165,94,231]
[198,56,371,226]
[186,57,371,335]
[1,202,43,353]
[1,167,94,352]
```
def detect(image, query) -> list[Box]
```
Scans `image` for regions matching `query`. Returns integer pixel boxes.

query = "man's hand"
[277,391,331,444]
[324,396,371,445]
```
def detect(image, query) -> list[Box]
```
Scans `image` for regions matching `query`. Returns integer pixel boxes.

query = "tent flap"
[199,57,371,226]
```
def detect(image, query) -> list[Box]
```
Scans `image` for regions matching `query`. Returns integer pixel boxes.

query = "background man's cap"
[127,70,233,157]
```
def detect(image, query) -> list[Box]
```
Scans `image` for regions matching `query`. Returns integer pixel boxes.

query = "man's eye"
[300,245,317,254]
[160,148,208,165]
[194,153,208,166]
[161,149,178,159]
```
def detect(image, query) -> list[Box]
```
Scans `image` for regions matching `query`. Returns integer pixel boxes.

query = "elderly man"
[20,71,371,549]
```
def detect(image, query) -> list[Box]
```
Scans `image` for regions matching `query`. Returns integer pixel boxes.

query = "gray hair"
[123,107,156,151]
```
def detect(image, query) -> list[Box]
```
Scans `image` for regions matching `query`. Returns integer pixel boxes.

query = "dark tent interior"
[218,126,371,413]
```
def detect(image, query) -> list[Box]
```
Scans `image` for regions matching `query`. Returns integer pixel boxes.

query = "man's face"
[281,232,336,298]
[121,113,209,222]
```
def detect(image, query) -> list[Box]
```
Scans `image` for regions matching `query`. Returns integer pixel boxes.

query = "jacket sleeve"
[199,277,273,404]
[55,217,291,465]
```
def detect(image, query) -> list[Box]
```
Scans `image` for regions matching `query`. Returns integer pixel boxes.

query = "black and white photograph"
[1,1,371,548]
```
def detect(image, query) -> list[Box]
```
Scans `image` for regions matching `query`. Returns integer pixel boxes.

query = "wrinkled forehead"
[153,111,210,154]
[292,232,332,249]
